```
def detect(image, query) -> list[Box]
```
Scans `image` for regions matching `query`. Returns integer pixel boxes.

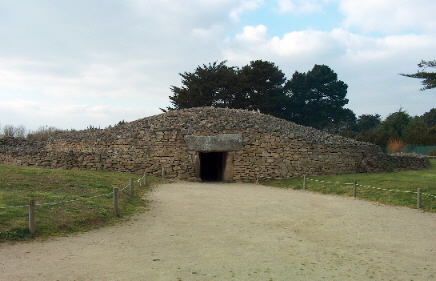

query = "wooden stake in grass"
[303,176,306,190]
[144,172,148,187]
[29,199,35,235]
[417,188,422,209]
[130,178,134,197]
[113,188,119,215]
[353,181,357,198]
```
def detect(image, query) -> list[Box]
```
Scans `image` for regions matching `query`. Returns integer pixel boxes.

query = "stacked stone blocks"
[0,107,430,181]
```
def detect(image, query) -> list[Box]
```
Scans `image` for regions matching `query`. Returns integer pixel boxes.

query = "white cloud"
[223,24,436,117]
[0,100,162,131]
[0,1,244,130]
[236,25,269,43]
[230,0,264,20]
[225,24,436,69]
[277,0,323,14]
[0,57,172,101]
[1,0,435,131]
[271,29,343,57]
[338,0,436,34]
[224,26,346,64]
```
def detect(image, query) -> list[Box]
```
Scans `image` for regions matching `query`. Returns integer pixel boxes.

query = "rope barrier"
[36,191,114,207]
[307,178,436,198]
[0,204,31,209]
[0,175,146,210]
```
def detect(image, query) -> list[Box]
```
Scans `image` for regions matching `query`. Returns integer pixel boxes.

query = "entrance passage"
[200,152,226,182]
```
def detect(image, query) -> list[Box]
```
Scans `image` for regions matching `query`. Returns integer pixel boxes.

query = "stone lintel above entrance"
[184,134,243,152]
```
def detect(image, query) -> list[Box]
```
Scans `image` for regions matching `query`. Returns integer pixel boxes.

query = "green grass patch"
[264,159,436,212]
[0,165,161,242]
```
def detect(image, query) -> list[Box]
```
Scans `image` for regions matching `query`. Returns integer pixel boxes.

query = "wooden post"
[353,181,357,198]
[162,167,165,180]
[144,172,148,187]
[28,199,35,235]
[113,188,119,215]
[256,175,259,185]
[417,188,422,209]
[130,178,134,197]
[303,176,306,190]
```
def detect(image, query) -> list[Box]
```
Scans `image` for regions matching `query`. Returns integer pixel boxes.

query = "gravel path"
[1,182,436,280]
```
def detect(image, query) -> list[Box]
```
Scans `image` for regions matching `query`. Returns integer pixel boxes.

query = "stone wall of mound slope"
[0,107,430,181]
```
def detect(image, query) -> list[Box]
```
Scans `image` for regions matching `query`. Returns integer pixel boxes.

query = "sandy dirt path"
[1,182,436,280]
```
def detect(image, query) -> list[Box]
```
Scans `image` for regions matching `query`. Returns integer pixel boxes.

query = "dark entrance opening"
[200,152,226,182]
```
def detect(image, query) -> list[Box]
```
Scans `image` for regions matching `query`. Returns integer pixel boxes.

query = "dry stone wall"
[0,107,430,181]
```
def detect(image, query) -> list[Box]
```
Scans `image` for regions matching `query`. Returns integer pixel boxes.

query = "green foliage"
[0,228,34,242]
[285,64,352,131]
[401,60,436,90]
[346,114,382,143]
[86,125,101,130]
[169,60,433,143]
[379,108,411,140]
[422,108,436,127]
[238,60,287,117]
[355,114,381,132]
[169,61,239,109]
[116,120,126,126]
[169,61,352,131]
[405,126,436,145]
[348,108,436,147]
[0,165,159,242]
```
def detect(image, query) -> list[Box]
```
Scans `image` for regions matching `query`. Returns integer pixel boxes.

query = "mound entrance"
[185,134,242,182]
[200,152,226,181]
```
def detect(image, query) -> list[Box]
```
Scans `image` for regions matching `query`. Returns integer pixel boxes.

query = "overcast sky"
[1,0,435,131]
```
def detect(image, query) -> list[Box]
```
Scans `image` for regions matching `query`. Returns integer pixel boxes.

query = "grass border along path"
[2,160,435,242]
[264,159,436,212]
[0,164,161,242]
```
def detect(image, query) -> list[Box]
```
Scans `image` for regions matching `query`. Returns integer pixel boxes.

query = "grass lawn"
[264,159,436,212]
[0,165,161,242]
[2,160,435,242]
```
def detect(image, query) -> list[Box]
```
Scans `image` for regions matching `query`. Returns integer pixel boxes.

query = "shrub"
[2,124,27,138]
[428,148,436,156]
[27,126,59,141]
[387,138,404,153]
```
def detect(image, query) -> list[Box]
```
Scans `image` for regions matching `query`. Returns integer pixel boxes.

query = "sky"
[1,0,435,132]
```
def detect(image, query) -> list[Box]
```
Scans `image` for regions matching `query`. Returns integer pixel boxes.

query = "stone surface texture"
[0,107,430,181]
[184,134,243,152]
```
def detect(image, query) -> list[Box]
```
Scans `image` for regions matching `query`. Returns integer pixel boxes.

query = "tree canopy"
[238,60,287,117]
[341,108,436,146]
[169,60,351,131]
[422,108,436,127]
[401,60,436,90]
[354,114,381,132]
[285,64,353,131]
[169,61,238,109]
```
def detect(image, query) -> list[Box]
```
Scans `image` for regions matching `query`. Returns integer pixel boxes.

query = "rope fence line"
[0,174,147,210]
[304,176,434,210]
[0,191,114,209]
[0,203,31,209]
[306,178,436,198]
[1,172,149,235]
